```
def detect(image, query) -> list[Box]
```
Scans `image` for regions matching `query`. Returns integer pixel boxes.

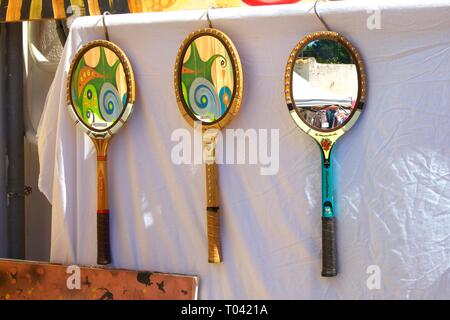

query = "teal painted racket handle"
[321,150,334,218]
[321,149,337,276]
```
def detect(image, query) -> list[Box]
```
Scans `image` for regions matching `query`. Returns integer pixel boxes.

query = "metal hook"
[102,11,111,41]
[314,0,330,31]
[200,6,214,28]
[206,6,213,28]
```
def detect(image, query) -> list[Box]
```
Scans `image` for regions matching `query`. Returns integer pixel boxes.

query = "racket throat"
[202,130,219,165]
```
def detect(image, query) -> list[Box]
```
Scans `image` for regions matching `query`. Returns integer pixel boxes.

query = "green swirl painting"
[70,46,128,131]
[181,35,235,123]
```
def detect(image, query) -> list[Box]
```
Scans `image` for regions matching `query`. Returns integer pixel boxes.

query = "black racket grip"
[321,216,337,277]
[97,211,111,265]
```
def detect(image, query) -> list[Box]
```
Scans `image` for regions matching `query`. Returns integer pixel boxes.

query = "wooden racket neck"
[92,138,111,211]
[203,130,219,206]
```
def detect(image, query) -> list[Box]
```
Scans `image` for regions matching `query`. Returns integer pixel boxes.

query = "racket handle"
[207,207,222,263]
[321,216,337,277]
[203,133,222,263]
[97,211,111,265]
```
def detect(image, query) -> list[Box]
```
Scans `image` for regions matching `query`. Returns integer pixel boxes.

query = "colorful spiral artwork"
[180,35,235,123]
[70,45,128,131]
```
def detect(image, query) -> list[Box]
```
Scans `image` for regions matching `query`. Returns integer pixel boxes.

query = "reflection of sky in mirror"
[292,39,358,131]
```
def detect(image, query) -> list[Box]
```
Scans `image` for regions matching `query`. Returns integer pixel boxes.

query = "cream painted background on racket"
[38,0,450,299]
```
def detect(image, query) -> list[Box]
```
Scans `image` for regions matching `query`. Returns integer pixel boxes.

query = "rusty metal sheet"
[0,259,198,300]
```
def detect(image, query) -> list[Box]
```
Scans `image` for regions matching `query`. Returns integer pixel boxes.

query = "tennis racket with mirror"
[285,31,367,276]
[67,40,135,265]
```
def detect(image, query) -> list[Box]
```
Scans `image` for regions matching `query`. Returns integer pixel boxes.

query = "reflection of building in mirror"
[292,56,358,131]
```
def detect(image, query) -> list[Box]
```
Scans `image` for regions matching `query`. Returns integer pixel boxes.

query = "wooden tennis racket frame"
[284,31,367,276]
[67,40,135,265]
[174,28,243,263]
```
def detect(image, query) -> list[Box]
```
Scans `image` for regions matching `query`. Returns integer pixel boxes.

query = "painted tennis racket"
[284,31,367,276]
[174,28,243,263]
[67,40,135,265]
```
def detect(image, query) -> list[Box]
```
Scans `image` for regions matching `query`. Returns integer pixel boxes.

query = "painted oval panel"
[180,35,235,123]
[70,45,129,132]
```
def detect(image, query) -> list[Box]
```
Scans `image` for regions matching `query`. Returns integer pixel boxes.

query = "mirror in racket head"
[285,31,366,146]
[174,28,243,264]
[67,40,135,139]
[174,28,243,129]
[284,31,366,277]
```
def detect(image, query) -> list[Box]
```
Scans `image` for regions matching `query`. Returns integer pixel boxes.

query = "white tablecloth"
[38,0,450,299]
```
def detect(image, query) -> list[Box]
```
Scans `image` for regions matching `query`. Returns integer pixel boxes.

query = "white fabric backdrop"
[38,0,450,299]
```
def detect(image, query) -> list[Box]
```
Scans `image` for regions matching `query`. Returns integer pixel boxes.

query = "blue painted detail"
[321,149,334,218]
